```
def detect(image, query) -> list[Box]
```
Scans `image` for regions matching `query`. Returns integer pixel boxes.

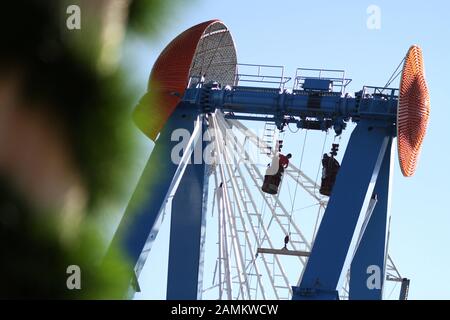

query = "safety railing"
[361,86,399,100]
[234,63,291,89]
[293,68,352,94]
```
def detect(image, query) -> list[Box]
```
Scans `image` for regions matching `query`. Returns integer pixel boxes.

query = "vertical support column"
[293,122,392,300]
[166,117,209,300]
[107,104,199,284]
[349,139,393,300]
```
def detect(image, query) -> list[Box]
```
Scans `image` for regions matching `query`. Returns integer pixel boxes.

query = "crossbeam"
[183,84,398,134]
[257,248,310,257]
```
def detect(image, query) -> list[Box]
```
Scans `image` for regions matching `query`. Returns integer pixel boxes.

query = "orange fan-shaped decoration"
[133,20,237,141]
[397,45,430,177]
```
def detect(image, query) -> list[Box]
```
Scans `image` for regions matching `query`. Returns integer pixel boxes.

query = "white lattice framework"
[200,110,405,300]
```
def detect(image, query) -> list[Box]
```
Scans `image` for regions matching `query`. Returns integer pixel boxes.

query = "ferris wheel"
[109,20,429,300]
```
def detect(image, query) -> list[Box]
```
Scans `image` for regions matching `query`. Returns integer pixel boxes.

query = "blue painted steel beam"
[108,103,200,282]
[292,121,393,300]
[183,86,398,132]
[167,117,209,300]
[349,139,393,300]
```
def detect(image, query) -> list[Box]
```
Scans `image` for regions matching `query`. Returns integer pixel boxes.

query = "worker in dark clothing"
[319,144,340,196]
[283,235,290,250]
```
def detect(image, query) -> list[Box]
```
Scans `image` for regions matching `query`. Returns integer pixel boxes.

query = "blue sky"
[119,0,450,300]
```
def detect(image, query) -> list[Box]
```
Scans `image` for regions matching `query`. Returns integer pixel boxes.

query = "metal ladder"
[225,184,251,300]
[261,122,277,155]
[233,159,292,299]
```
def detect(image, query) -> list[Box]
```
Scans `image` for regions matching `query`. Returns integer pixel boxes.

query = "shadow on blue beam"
[107,103,199,289]
[349,139,393,300]
[167,117,208,299]
[292,121,393,300]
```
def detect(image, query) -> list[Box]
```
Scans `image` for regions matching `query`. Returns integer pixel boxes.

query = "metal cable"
[383,56,406,89]
[287,130,308,235]
[313,131,329,198]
